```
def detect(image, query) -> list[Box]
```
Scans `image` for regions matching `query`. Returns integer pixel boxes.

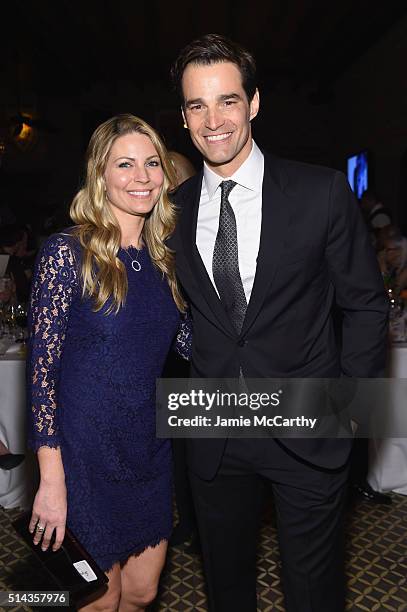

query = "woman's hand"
[30,446,67,552]
[29,479,67,552]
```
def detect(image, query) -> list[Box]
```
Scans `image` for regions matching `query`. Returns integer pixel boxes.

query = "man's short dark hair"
[171,33,257,105]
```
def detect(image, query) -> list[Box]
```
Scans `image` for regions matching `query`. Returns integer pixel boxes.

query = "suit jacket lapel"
[241,154,290,336]
[180,171,236,337]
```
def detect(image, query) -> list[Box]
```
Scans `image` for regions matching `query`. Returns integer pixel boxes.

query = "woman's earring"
[183,122,188,129]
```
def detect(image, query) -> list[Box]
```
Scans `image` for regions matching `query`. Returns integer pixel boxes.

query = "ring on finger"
[36,524,46,533]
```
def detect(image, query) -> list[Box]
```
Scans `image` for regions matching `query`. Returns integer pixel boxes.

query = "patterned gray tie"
[212,180,247,333]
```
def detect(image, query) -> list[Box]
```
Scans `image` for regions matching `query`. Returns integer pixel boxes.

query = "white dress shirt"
[196,141,264,303]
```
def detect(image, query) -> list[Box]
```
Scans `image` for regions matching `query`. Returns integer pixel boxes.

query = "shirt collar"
[203,141,263,200]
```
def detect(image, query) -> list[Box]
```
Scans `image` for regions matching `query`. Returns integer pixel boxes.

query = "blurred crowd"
[0,183,406,309]
[0,223,37,305]
[360,190,407,295]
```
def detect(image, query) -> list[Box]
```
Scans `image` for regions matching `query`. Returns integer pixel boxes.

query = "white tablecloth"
[0,348,38,509]
[368,343,407,495]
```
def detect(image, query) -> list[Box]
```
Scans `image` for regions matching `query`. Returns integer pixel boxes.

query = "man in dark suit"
[169,34,388,612]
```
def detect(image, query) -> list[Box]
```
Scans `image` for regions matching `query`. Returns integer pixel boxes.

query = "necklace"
[123,245,142,272]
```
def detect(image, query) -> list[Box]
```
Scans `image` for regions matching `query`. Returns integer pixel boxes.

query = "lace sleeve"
[27,234,80,451]
[173,312,192,361]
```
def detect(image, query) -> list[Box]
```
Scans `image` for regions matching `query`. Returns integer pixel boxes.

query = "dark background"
[1,0,407,233]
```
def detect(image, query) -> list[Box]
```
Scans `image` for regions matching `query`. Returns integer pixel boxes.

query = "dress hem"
[101,533,171,574]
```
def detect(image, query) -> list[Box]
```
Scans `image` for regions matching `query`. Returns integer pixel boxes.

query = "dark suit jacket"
[170,151,389,479]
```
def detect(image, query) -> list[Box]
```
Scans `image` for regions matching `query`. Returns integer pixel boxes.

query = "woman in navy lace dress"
[27,115,190,611]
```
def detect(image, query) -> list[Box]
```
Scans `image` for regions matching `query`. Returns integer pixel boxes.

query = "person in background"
[28,114,190,612]
[379,233,407,290]
[0,224,35,302]
[169,150,196,186]
[360,190,392,234]
[0,275,14,304]
[0,223,37,261]
[349,223,402,505]
[375,224,402,253]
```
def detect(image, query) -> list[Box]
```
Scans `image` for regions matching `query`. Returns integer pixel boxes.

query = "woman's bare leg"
[78,563,121,612]
[119,541,168,612]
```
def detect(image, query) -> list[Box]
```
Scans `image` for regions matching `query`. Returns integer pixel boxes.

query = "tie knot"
[220,180,236,201]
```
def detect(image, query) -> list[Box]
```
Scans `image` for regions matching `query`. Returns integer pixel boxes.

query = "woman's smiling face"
[104,132,164,224]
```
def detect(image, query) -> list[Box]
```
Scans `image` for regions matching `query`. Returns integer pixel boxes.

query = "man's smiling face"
[181,61,259,177]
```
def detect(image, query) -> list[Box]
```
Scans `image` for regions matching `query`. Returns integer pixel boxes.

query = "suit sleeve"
[325,171,389,377]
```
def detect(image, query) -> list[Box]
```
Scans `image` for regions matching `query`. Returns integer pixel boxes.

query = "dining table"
[0,343,38,510]
[368,342,407,495]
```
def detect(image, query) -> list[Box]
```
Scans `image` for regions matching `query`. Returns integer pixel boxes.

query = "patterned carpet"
[0,494,406,611]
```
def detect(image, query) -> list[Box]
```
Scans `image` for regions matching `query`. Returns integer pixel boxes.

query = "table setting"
[0,292,37,510]
[366,285,407,495]
[368,341,407,495]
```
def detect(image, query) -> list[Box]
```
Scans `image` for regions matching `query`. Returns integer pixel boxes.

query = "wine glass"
[3,303,17,340]
[15,302,28,343]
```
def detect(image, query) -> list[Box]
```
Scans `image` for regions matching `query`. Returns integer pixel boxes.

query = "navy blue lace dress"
[27,232,191,571]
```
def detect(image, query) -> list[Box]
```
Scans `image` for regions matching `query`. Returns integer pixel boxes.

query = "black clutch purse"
[12,512,108,606]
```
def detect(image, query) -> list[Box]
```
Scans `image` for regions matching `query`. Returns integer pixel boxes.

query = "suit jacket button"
[237,339,247,347]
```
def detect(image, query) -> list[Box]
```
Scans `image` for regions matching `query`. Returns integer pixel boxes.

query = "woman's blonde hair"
[70,114,185,313]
